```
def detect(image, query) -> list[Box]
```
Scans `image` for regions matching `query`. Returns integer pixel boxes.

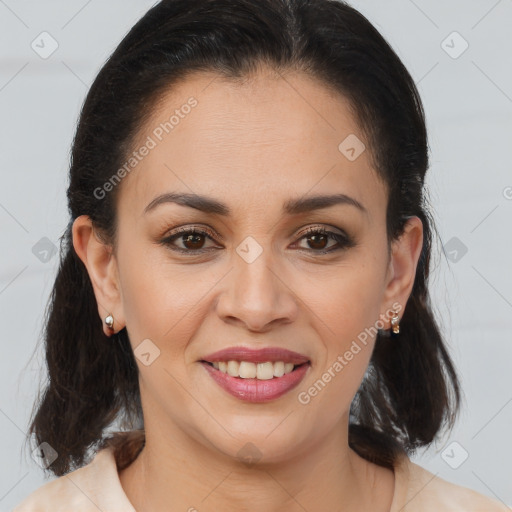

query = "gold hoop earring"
[105,313,114,331]
[390,310,400,334]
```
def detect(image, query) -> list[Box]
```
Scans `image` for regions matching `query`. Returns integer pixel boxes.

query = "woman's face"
[76,67,422,464]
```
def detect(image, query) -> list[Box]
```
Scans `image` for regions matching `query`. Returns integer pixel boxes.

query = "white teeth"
[239,361,257,378]
[273,361,285,377]
[211,360,303,379]
[256,362,274,380]
[227,360,240,377]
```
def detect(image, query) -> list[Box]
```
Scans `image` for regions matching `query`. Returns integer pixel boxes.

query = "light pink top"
[12,446,509,511]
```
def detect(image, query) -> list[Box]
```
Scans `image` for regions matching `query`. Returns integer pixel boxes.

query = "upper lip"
[202,347,310,365]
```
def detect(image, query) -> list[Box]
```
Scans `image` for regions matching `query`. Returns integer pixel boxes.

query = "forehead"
[117,67,385,223]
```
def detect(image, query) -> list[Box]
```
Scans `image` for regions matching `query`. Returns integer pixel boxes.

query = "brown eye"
[180,232,207,250]
[295,226,354,254]
[160,225,354,256]
[305,232,329,250]
[160,227,219,253]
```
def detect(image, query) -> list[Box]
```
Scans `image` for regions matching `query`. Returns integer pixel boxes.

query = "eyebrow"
[143,192,367,217]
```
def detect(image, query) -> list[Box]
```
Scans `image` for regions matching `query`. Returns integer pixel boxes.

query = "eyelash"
[159,224,355,256]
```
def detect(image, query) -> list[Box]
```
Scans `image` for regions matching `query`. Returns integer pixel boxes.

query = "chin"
[200,420,311,466]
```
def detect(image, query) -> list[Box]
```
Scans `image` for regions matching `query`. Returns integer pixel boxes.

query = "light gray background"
[1,0,511,509]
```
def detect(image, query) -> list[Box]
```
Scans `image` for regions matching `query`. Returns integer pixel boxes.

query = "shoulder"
[11,447,135,512]
[392,453,510,511]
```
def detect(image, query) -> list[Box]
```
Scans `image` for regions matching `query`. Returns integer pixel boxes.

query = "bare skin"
[73,64,423,511]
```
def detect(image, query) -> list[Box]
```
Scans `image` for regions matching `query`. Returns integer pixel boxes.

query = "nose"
[215,242,299,332]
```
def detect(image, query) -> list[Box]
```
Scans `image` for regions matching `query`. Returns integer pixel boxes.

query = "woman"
[13,0,508,510]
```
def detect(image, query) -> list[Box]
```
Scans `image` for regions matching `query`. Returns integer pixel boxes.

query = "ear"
[72,215,125,337]
[380,216,423,326]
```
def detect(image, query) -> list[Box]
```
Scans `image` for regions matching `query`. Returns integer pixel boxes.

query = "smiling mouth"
[202,360,310,380]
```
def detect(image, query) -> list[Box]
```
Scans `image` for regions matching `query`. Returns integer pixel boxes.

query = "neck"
[118,419,395,512]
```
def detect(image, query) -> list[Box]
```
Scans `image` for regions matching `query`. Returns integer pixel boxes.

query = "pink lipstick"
[200,347,310,403]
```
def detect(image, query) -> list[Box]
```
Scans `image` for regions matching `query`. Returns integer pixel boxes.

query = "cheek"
[306,260,385,341]
[117,242,223,360]
[297,276,380,420]
[296,257,384,400]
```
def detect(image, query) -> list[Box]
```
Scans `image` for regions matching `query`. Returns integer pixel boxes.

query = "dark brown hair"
[25,0,462,477]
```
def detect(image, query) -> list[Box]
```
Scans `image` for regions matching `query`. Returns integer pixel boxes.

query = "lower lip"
[201,362,310,403]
